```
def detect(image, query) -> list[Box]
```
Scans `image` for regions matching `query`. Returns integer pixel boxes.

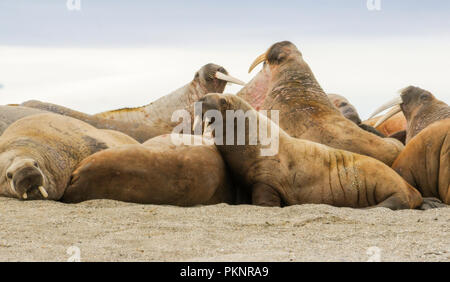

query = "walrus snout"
[6,159,48,200]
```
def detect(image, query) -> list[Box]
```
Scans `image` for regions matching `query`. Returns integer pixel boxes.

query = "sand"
[0,197,448,262]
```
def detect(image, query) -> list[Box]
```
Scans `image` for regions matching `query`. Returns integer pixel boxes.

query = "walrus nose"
[7,162,48,200]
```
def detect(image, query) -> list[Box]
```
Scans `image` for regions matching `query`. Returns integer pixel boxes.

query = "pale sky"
[0,0,449,118]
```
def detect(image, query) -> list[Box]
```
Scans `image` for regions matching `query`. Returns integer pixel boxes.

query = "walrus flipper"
[251,183,282,207]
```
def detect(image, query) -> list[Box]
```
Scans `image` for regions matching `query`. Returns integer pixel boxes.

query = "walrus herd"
[0,40,448,211]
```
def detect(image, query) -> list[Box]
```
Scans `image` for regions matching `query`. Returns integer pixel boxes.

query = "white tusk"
[215,72,246,86]
[22,192,28,200]
[10,181,16,193]
[374,105,402,128]
[369,96,403,119]
[38,186,48,198]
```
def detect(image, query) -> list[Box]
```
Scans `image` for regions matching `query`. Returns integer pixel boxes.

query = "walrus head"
[248,41,303,74]
[370,86,448,127]
[328,94,362,124]
[194,63,245,94]
[0,150,50,200]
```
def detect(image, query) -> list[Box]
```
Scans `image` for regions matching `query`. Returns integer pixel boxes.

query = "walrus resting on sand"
[238,41,403,166]
[370,86,450,144]
[20,100,167,143]
[94,63,245,128]
[392,119,449,206]
[0,113,138,200]
[327,94,385,138]
[195,93,424,210]
[62,134,235,206]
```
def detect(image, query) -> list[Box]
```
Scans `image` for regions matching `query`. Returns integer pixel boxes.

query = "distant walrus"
[61,134,236,206]
[238,41,403,166]
[94,63,245,128]
[327,94,385,138]
[20,100,166,143]
[195,93,423,210]
[0,105,45,135]
[369,86,450,143]
[392,119,449,206]
[0,113,138,200]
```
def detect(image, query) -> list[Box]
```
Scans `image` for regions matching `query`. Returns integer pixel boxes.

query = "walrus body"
[61,134,235,206]
[0,113,138,200]
[94,64,244,131]
[392,119,450,204]
[20,100,165,143]
[0,105,45,135]
[239,41,403,166]
[363,112,407,137]
[196,94,423,210]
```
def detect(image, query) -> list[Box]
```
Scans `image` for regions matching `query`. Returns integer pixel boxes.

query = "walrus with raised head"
[21,64,244,142]
[392,119,449,205]
[327,94,385,137]
[194,93,423,210]
[370,86,450,143]
[61,134,236,206]
[0,113,138,200]
[94,63,245,126]
[238,41,403,166]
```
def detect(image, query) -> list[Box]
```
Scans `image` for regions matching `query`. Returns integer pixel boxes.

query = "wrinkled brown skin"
[20,100,164,143]
[398,86,450,143]
[0,113,138,201]
[363,112,407,136]
[198,94,423,210]
[0,105,45,135]
[62,134,235,206]
[238,41,403,166]
[392,119,450,204]
[93,63,230,132]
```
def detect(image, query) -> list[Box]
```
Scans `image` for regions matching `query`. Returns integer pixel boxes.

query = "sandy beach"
[0,198,448,262]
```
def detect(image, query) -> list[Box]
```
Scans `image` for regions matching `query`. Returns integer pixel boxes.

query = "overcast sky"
[0,0,449,117]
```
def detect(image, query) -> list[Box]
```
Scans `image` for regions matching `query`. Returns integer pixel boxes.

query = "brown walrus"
[195,93,423,210]
[20,100,166,143]
[392,119,449,205]
[369,86,450,143]
[61,134,236,206]
[0,113,138,201]
[327,93,385,138]
[363,112,407,144]
[94,63,245,127]
[237,41,403,166]
[0,105,45,135]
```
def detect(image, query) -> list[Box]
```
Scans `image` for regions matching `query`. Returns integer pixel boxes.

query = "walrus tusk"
[374,105,402,128]
[38,186,48,198]
[214,72,246,86]
[369,96,403,119]
[10,180,16,193]
[248,52,268,73]
[22,192,27,200]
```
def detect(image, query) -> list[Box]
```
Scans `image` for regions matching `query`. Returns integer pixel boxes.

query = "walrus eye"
[420,94,430,102]
[340,102,348,107]
[33,161,39,168]
[6,172,12,179]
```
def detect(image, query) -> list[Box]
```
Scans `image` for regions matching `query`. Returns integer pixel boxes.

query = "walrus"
[392,119,449,205]
[194,93,423,210]
[237,41,403,166]
[0,105,45,135]
[369,86,450,143]
[94,63,245,128]
[20,100,166,143]
[328,94,385,138]
[363,112,407,144]
[0,113,138,200]
[61,134,236,206]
